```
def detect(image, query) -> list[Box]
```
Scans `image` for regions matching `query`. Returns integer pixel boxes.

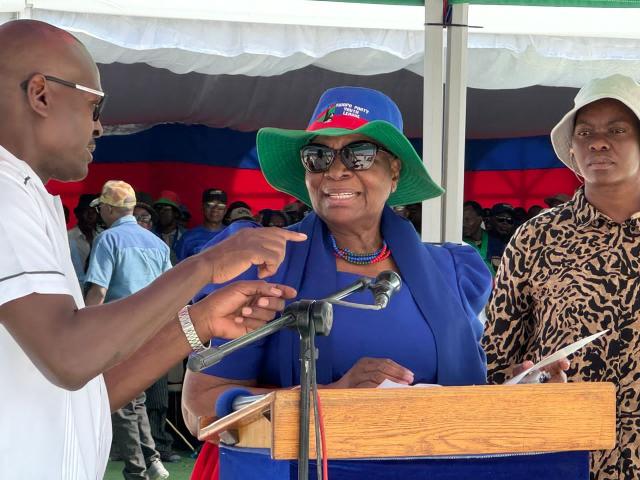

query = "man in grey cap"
[175,188,228,262]
[484,74,640,480]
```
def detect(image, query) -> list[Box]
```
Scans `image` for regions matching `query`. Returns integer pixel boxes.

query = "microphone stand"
[187,277,371,373]
[187,275,395,480]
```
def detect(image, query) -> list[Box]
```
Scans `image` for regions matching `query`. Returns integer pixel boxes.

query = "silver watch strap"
[178,306,207,353]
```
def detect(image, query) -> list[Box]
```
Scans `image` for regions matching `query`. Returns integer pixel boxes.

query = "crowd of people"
[3,18,640,480]
[462,193,571,274]
[66,189,313,275]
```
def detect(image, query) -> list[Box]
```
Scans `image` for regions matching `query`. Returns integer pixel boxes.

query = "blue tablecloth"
[219,446,589,480]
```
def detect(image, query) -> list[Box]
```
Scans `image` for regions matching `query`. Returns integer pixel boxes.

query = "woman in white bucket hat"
[484,74,640,480]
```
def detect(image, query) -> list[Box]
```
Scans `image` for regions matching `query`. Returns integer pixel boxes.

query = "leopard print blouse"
[483,187,640,480]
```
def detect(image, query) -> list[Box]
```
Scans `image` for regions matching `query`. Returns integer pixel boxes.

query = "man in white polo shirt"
[0,20,305,479]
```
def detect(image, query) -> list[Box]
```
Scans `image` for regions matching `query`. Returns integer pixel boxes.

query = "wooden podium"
[199,383,616,480]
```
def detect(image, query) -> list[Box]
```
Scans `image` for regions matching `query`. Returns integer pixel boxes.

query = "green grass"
[104,455,196,480]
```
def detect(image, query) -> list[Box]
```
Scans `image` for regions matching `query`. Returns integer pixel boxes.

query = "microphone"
[187,311,296,372]
[369,271,401,309]
[187,300,333,372]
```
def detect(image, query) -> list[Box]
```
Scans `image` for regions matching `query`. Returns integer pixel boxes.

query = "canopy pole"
[442,2,469,244]
[421,0,445,243]
[17,2,33,19]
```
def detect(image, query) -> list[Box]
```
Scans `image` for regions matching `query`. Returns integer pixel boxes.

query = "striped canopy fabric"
[320,0,640,6]
[449,0,640,5]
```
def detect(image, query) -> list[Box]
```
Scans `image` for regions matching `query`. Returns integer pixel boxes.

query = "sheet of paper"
[505,329,609,385]
[377,379,441,389]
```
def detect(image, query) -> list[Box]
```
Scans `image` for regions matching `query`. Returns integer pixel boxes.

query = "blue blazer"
[196,206,491,387]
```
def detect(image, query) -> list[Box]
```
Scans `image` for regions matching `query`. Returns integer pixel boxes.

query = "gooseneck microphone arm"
[187,311,296,372]
[323,276,372,301]
[322,270,402,310]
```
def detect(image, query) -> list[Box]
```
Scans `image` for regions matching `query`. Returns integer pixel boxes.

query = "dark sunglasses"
[494,215,514,224]
[300,141,393,173]
[20,74,106,122]
[203,202,226,210]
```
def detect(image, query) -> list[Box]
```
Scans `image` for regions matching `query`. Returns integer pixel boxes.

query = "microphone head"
[374,271,401,292]
[370,271,402,308]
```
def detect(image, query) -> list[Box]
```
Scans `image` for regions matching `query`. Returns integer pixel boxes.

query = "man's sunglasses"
[494,215,514,224]
[300,141,393,173]
[20,74,106,122]
[203,202,226,210]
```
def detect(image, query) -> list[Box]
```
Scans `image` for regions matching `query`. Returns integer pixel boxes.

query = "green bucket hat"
[257,86,443,207]
[153,190,181,211]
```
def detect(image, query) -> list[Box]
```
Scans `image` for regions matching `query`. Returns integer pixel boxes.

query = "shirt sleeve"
[162,248,172,273]
[0,173,71,306]
[84,233,115,289]
[442,243,493,367]
[483,223,535,385]
[68,238,86,285]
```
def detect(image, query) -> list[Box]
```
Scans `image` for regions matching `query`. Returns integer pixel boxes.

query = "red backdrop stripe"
[464,168,582,209]
[48,162,295,228]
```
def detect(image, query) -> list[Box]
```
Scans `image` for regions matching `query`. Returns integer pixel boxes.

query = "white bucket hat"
[550,74,640,171]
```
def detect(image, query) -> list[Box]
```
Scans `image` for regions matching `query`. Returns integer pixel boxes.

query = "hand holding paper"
[505,329,609,385]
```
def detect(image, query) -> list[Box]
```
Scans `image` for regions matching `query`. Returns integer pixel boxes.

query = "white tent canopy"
[4,1,640,88]
[1,0,637,136]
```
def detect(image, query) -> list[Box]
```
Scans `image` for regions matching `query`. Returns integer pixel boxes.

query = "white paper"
[377,379,441,389]
[505,329,609,385]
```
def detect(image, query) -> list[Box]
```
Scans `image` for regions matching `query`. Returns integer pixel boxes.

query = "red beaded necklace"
[330,234,391,265]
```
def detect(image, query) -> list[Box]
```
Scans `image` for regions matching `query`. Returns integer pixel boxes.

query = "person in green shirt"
[462,200,495,275]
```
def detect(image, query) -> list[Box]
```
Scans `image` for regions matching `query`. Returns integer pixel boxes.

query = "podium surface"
[200,383,615,460]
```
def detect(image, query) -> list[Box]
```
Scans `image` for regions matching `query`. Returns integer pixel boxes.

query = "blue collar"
[110,215,137,228]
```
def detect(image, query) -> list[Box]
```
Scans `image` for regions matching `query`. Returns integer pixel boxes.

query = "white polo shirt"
[0,145,111,479]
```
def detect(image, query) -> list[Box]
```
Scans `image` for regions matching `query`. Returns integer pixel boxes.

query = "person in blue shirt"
[85,180,173,480]
[176,188,228,262]
[182,87,494,479]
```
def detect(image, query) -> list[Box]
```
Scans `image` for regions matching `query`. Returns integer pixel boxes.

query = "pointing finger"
[276,229,307,242]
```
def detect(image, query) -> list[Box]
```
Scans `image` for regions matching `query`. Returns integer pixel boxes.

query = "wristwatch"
[178,305,207,353]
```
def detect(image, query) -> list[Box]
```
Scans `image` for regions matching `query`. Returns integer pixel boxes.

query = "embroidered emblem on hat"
[315,104,336,123]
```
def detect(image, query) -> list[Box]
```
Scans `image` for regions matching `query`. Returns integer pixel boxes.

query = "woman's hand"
[327,357,414,389]
[190,280,297,340]
[513,358,570,384]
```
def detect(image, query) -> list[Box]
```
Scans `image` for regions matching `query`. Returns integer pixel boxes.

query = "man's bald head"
[0,20,98,109]
[0,20,103,183]
[0,20,94,80]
